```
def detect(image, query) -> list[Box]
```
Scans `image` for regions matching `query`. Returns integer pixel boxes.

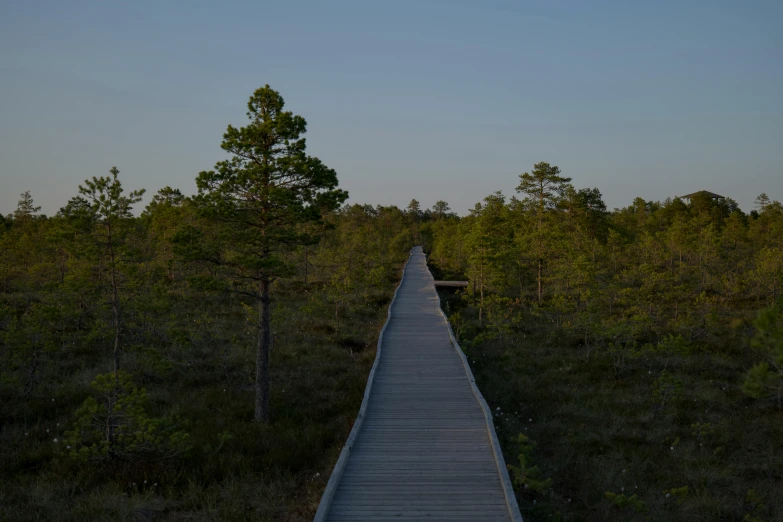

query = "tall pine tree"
[516,162,572,303]
[184,85,347,422]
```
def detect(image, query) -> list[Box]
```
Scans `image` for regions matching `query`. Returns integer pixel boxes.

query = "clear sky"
[1,0,781,216]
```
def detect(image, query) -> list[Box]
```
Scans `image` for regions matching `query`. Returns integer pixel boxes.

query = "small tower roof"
[680,191,725,200]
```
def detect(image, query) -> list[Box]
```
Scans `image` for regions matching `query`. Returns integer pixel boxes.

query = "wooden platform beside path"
[314,246,522,522]
[433,280,469,287]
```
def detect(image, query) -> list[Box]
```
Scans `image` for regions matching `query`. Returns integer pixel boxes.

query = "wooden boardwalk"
[315,247,522,522]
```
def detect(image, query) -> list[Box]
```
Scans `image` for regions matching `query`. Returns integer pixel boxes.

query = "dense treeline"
[428,164,782,341]
[423,163,783,521]
[0,87,415,521]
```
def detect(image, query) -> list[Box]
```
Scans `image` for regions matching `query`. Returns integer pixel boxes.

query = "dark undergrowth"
[437,287,783,522]
[0,273,401,522]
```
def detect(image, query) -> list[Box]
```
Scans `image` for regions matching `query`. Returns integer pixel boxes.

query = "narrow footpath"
[315,246,522,522]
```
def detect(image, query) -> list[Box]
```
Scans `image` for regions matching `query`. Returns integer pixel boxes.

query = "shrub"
[507,433,552,495]
[653,370,684,412]
[64,371,190,462]
[605,491,647,513]
[743,303,783,408]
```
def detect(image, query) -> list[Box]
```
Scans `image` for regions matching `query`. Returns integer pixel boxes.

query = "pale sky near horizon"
[1,0,782,216]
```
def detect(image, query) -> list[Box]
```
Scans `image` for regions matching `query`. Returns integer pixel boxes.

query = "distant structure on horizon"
[679,190,726,201]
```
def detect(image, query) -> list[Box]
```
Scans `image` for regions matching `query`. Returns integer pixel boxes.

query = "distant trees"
[465,193,512,324]
[142,187,190,281]
[744,303,783,408]
[425,168,783,380]
[62,167,145,377]
[406,199,423,245]
[755,193,771,211]
[432,200,450,219]
[751,247,783,304]
[406,199,422,217]
[180,85,347,423]
[516,162,572,303]
[426,207,467,279]
[14,190,41,222]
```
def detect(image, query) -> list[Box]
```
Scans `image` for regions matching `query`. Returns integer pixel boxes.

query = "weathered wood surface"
[316,246,521,522]
[433,280,469,287]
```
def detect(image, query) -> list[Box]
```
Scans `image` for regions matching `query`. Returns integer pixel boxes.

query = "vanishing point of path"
[315,247,522,522]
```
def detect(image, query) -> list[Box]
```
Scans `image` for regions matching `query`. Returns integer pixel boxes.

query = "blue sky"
[1,0,781,215]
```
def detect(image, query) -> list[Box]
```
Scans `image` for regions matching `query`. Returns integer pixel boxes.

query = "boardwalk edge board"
[312,250,413,522]
[432,257,524,522]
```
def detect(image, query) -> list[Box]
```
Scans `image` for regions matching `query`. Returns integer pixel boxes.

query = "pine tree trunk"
[112,295,120,376]
[537,191,546,304]
[255,276,271,423]
[537,258,543,304]
[108,226,121,378]
[518,272,524,298]
[335,301,340,335]
[304,245,308,285]
[479,275,484,325]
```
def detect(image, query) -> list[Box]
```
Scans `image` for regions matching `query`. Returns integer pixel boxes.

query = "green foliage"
[183,84,349,422]
[58,166,147,375]
[744,489,767,522]
[604,491,648,513]
[507,433,553,495]
[429,175,783,521]
[744,302,783,408]
[191,84,347,279]
[657,334,692,356]
[64,371,190,462]
[743,363,778,403]
[516,162,573,213]
[0,167,411,519]
[73,166,146,222]
[432,200,452,219]
[14,190,42,222]
[516,162,573,303]
[690,422,714,443]
[652,370,685,412]
[663,485,690,503]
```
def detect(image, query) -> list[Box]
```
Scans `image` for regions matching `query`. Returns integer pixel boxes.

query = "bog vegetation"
[1,85,781,520]
[425,163,783,521]
[0,86,413,521]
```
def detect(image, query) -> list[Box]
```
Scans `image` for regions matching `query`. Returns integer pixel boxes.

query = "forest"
[2,86,782,522]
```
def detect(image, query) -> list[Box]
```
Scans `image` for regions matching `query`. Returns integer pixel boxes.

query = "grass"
[0,272,401,521]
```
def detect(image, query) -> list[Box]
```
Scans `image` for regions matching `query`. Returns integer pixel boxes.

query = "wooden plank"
[433,280,469,287]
